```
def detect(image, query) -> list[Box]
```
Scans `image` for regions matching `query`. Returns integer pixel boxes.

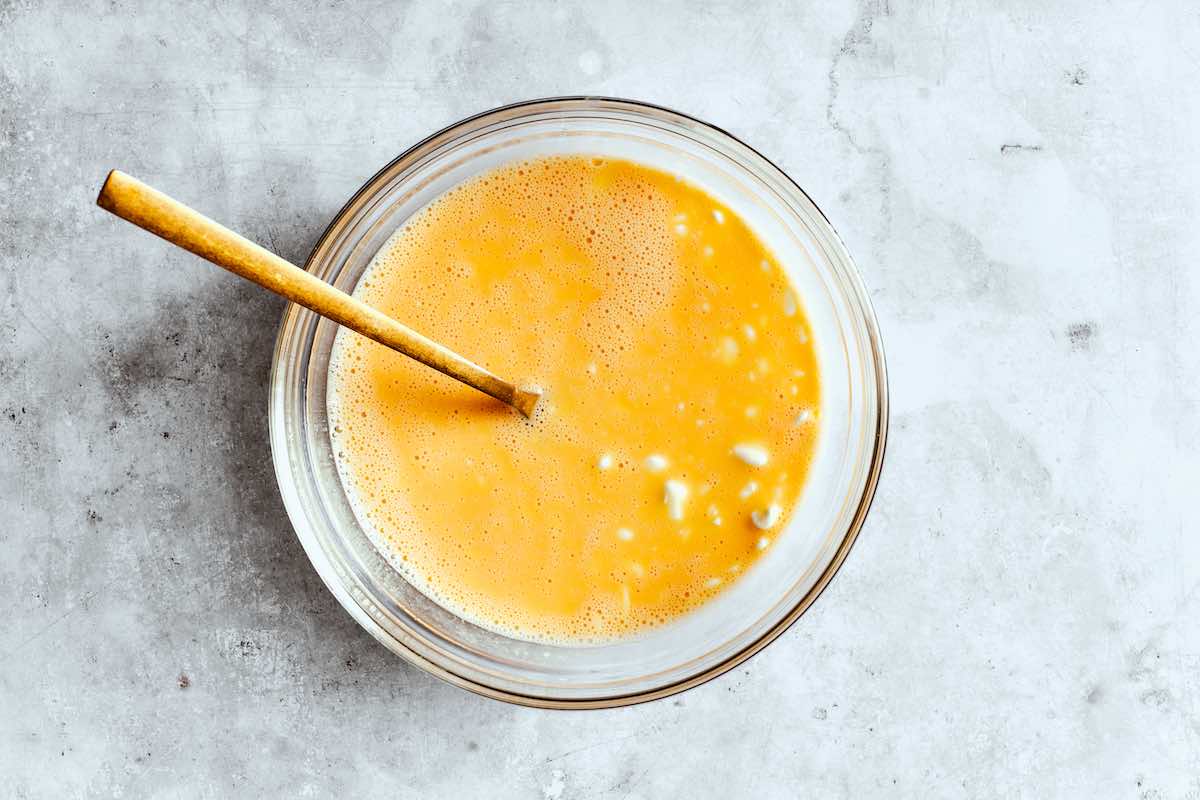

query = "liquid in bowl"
[327,154,821,644]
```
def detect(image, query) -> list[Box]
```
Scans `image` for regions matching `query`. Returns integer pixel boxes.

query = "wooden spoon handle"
[97,170,539,417]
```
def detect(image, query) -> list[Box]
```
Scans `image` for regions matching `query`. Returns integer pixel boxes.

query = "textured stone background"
[3,1,1199,796]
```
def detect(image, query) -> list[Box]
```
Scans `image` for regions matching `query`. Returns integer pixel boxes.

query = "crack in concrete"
[825,0,894,236]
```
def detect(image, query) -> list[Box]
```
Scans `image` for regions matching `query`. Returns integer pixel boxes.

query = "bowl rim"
[269,95,889,708]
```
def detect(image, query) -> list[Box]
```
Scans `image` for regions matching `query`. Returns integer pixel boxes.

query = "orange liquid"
[328,155,820,643]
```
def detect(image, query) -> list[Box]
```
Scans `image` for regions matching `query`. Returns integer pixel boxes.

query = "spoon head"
[513,386,542,419]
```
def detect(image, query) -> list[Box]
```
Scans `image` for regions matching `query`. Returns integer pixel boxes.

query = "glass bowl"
[269,97,888,708]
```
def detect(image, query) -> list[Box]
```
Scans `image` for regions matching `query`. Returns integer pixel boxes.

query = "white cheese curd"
[644,454,668,472]
[732,443,769,467]
[751,504,782,530]
[664,479,689,521]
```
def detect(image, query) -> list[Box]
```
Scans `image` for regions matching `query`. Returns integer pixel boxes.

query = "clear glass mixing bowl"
[269,97,888,708]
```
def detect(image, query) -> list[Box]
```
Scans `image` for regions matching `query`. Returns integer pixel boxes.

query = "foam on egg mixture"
[328,155,820,644]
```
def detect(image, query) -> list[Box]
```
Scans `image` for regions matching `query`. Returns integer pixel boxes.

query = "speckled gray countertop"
[3,1,1198,796]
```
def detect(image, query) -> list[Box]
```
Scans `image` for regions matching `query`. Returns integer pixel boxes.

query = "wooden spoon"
[96,170,541,418]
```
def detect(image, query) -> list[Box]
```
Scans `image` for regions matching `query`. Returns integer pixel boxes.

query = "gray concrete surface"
[3,0,1199,796]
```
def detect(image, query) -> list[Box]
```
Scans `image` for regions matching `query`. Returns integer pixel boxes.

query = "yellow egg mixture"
[328,155,820,643]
